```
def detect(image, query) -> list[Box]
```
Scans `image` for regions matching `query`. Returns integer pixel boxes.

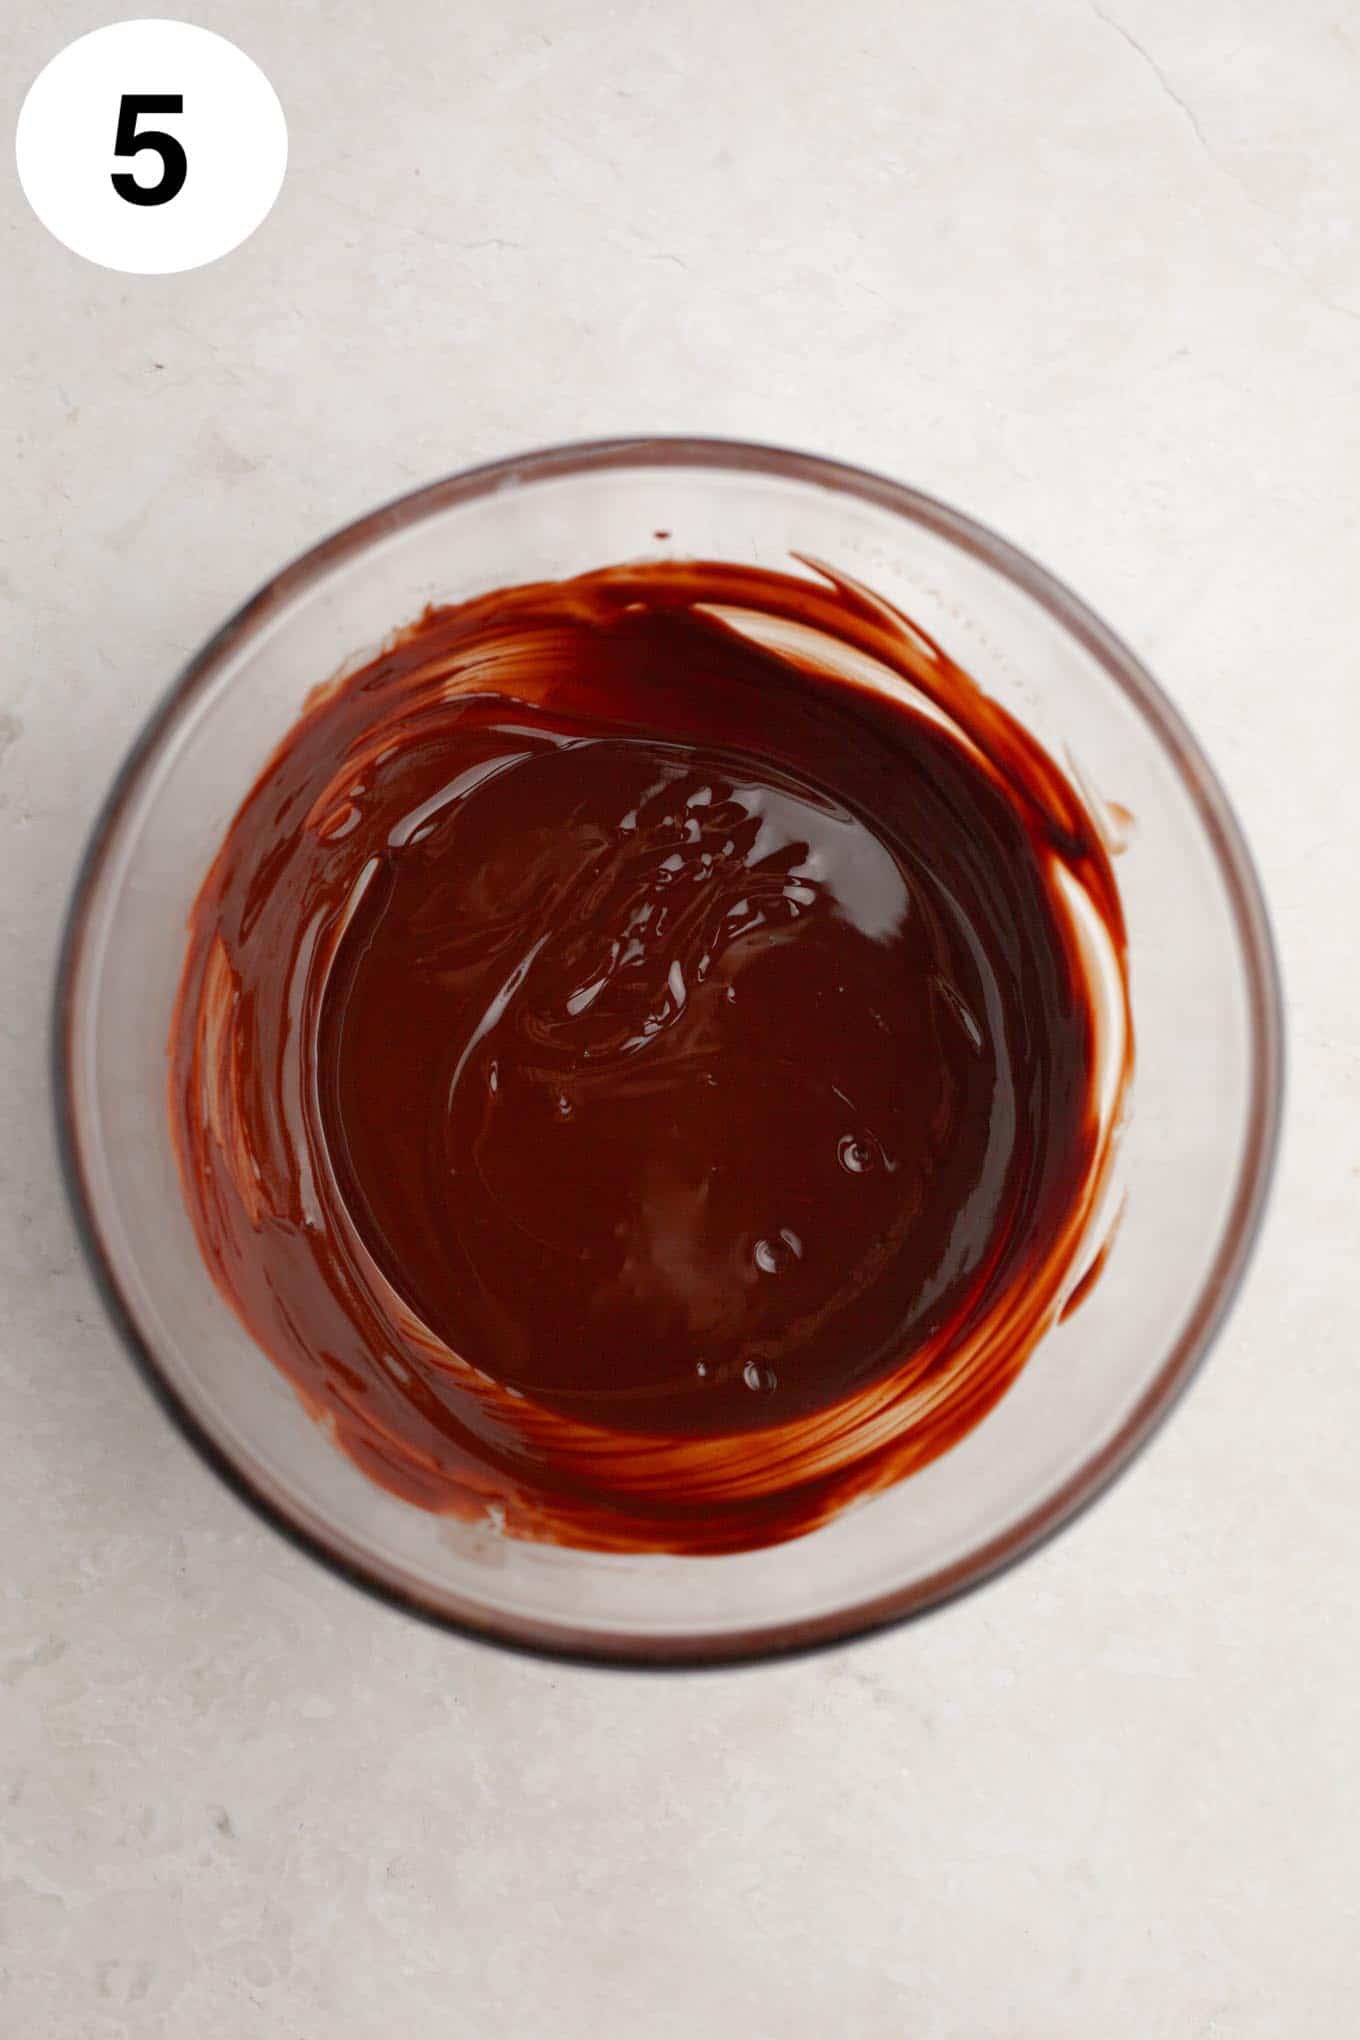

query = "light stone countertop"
[3,2,1357,2033]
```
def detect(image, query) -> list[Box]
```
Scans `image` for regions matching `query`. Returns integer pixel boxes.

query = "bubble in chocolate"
[754,1230,803,1276]
[838,1134,877,1175]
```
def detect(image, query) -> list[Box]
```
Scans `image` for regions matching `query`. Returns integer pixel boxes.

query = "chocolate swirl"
[170,559,1130,1552]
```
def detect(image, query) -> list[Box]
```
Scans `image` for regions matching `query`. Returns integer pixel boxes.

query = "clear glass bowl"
[55,438,1283,1667]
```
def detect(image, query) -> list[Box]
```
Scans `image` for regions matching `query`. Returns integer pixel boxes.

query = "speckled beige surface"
[3,2,1357,2033]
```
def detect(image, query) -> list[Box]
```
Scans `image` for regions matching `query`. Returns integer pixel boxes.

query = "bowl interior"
[59,442,1280,1663]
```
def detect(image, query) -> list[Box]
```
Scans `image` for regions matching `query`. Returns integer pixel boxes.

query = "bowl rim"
[53,434,1285,1670]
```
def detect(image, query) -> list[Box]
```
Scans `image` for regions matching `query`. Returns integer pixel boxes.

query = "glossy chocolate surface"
[170,560,1128,1551]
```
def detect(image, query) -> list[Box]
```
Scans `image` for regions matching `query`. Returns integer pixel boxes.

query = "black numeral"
[111,94,187,207]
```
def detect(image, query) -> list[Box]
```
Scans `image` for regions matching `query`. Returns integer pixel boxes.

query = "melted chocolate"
[170,560,1130,1552]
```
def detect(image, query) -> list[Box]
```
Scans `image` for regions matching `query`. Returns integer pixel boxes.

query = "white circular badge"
[16,20,287,274]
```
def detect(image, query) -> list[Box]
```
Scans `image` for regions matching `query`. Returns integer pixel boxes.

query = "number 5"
[111,94,187,206]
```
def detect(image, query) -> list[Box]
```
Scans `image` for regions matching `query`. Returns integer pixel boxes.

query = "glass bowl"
[54,438,1283,1667]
